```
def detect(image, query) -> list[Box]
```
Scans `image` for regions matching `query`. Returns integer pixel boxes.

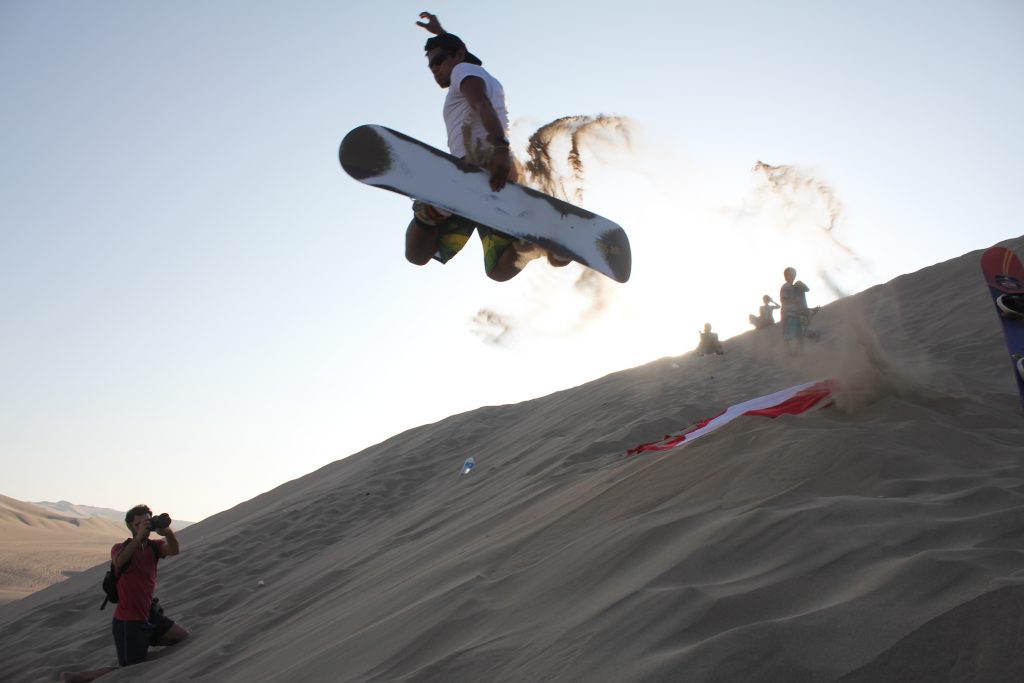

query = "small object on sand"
[257,580,265,587]
[461,457,475,476]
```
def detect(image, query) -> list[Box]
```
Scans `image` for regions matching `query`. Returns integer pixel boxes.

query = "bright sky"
[2,1,1022,523]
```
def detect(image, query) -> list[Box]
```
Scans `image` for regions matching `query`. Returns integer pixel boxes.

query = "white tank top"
[443,63,510,158]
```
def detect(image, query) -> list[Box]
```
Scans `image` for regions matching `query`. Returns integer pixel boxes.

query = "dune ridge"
[1,237,1022,682]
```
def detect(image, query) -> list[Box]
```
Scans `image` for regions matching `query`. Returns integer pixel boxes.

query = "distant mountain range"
[31,500,193,528]
[30,500,125,523]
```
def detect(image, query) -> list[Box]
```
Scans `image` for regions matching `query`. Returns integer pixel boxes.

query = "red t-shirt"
[110,539,166,621]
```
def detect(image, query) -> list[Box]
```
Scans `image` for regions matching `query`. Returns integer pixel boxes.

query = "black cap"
[425,32,482,66]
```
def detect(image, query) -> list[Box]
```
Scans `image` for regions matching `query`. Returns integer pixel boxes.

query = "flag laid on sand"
[628,380,835,455]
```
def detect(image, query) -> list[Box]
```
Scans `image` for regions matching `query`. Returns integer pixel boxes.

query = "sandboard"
[339,124,631,283]
[980,245,1024,410]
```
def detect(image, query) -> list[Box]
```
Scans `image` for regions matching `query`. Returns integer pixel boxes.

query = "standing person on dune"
[406,11,568,281]
[780,267,812,354]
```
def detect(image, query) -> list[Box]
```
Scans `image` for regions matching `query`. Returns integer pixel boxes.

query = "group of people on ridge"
[698,267,817,356]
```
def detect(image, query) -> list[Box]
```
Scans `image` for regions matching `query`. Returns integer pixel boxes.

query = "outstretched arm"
[460,76,512,191]
[416,11,446,35]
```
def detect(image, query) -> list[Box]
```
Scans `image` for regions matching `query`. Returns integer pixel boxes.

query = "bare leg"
[59,667,117,683]
[405,218,438,266]
[487,243,524,282]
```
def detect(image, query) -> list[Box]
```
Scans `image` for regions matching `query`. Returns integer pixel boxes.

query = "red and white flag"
[627,379,835,455]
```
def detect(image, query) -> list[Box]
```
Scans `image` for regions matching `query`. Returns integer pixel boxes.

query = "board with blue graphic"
[980,245,1024,411]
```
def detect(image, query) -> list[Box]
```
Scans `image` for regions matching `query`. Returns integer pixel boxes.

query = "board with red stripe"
[980,245,1024,411]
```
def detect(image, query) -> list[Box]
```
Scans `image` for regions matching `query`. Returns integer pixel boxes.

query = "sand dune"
[1,237,1022,682]
[0,495,127,606]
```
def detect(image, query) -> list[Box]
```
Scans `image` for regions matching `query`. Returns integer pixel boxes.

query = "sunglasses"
[428,52,451,69]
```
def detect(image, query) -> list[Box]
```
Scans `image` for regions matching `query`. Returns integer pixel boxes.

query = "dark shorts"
[112,609,175,666]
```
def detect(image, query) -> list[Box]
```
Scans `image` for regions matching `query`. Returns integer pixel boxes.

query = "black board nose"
[599,228,632,283]
[340,125,392,180]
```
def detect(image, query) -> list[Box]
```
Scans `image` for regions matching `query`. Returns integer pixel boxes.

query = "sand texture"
[1,236,1022,682]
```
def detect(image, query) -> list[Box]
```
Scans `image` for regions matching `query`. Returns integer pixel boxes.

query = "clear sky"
[2,1,1022,522]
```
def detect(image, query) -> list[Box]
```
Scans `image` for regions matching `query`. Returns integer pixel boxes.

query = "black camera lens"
[149,513,172,530]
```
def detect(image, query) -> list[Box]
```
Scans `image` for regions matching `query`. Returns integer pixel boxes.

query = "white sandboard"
[339,124,631,282]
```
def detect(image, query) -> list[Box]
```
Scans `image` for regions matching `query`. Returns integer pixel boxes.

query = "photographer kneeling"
[61,504,189,683]
[111,504,189,665]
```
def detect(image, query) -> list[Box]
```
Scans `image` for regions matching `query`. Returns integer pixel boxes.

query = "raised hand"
[416,12,446,35]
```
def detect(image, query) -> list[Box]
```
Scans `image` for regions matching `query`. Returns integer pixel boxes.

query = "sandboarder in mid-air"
[338,13,631,283]
[406,11,569,281]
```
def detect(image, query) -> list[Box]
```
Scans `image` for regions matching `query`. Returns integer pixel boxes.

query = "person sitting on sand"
[60,505,189,683]
[697,323,725,356]
[748,294,780,330]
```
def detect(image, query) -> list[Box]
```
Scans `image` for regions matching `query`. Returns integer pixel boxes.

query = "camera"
[148,513,172,531]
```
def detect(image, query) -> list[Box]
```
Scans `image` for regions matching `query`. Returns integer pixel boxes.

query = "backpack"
[99,538,160,610]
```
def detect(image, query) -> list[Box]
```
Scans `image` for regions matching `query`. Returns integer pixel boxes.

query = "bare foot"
[59,667,117,682]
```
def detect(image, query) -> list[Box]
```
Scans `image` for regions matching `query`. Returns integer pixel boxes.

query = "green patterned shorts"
[412,200,514,276]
